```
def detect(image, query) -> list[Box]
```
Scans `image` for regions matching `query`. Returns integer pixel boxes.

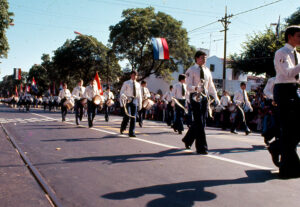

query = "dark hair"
[194,50,207,62]
[141,80,146,85]
[170,85,173,90]
[106,85,110,90]
[178,74,186,81]
[130,70,138,76]
[285,26,300,43]
[240,82,246,87]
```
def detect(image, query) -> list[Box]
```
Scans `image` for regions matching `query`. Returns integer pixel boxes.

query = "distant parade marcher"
[24,91,32,112]
[120,70,142,137]
[231,82,253,135]
[220,91,232,130]
[43,95,49,111]
[272,25,300,178]
[182,50,220,154]
[84,79,99,128]
[103,86,114,122]
[162,85,174,127]
[139,80,151,127]
[172,74,187,135]
[72,80,86,125]
[58,83,71,122]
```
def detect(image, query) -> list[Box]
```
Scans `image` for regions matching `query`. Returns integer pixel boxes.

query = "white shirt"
[72,86,86,100]
[274,43,300,84]
[220,95,232,107]
[263,77,276,100]
[84,85,99,101]
[173,82,188,100]
[104,91,114,100]
[120,79,142,109]
[141,87,151,99]
[185,64,219,104]
[59,89,71,99]
[162,90,174,103]
[233,89,252,110]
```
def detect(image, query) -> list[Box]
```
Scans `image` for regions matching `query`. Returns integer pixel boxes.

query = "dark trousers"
[121,101,137,135]
[182,93,208,152]
[104,104,110,121]
[61,98,67,121]
[165,103,174,126]
[221,108,231,129]
[43,103,47,111]
[173,99,185,132]
[75,100,84,124]
[87,100,97,127]
[274,83,300,176]
[138,108,146,126]
[25,101,31,112]
[231,106,249,132]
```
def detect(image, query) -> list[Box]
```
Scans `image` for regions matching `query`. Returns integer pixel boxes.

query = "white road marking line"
[30,113,273,170]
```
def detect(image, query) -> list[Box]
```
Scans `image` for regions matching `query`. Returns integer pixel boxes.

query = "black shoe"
[120,128,124,134]
[197,150,208,155]
[76,118,79,125]
[245,130,251,136]
[182,140,191,149]
[129,134,136,137]
[231,130,238,134]
[62,118,65,122]
[139,122,143,128]
[178,131,182,135]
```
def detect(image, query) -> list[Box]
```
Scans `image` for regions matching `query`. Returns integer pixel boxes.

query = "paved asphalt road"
[0,104,299,207]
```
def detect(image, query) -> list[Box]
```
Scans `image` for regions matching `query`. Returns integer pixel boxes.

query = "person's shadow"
[102,170,276,207]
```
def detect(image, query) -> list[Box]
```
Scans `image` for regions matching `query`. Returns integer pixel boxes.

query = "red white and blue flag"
[151,37,169,60]
[31,77,38,93]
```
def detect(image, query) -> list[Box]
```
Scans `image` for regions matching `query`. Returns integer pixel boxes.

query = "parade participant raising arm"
[182,50,220,154]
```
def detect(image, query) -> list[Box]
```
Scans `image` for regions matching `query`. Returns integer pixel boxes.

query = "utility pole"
[218,6,233,91]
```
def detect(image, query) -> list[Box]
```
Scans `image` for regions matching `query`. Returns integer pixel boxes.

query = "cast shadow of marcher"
[209,145,266,155]
[102,170,275,207]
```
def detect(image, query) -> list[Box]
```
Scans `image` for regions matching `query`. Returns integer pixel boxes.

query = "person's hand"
[250,107,254,112]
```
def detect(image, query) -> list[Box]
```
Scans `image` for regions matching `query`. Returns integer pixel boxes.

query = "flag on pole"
[20,83,23,93]
[94,72,103,95]
[151,37,169,60]
[31,77,38,93]
[14,68,22,80]
[18,68,22,80]
[26,85,30,93]
[15,86,18,97]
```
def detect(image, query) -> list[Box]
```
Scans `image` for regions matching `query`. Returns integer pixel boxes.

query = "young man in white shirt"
[220,90,232,130]
[120,70,142,137]
[272,25,300,178]
[72,79,86,125]
[139,80,151,127]
[172,74,187,134]
[162,85,174,126]
[58,83,71,122]
[231,82,253,135]
[84,79,99,128]
[103,86,114,122]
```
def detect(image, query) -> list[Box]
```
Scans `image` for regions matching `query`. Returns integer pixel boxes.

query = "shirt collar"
[285,43,296,52]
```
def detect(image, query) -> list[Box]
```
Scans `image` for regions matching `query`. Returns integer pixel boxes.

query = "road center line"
[30,112,272,170]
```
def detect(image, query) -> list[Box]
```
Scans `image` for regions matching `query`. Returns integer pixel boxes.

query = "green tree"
[0,71,28,97]
[52,35,121,88]
[0,0,14,59]
[109,7,194,81]
[286,7,300,25]
[230,28,284,77]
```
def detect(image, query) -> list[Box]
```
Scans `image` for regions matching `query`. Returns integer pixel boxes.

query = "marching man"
[103,86,114,122]
[139,80,151,127]
[58,83,71,122]
[84,79,99,128]
[162,85,174,127]
[72,80,86,125]
[120,70,142,137]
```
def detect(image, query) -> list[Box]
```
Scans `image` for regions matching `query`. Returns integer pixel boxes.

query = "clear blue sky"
[0,0,298,80]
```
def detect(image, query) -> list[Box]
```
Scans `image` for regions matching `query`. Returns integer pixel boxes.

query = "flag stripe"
[151,38,159,60]
[161,38,169,60]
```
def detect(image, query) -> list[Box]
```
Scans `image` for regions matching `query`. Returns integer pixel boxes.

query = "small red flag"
[94,72,103,95]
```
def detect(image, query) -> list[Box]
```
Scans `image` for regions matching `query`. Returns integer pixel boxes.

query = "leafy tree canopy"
[0,0,14,59]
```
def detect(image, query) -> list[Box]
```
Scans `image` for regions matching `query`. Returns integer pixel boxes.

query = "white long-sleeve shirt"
[220,95,232,107]
[173,82,188,100]
[141,87,151,99]
[263,77,276,100]
[104,91,114,100]
[84,85,99,101]
[72,86,86,100]
[233,89,252,110]
[185,63,219,104]
[274,43,300,84]
[58,89,71,99]
[120,79,142,109]
[162,90,174,103]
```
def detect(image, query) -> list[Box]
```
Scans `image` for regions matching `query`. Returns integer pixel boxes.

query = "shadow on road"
[62,149,193,164]
[102,169,276,207]
[209,145,266,155]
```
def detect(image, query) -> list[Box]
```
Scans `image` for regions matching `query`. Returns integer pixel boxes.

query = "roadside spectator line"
[31,113,273,170]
